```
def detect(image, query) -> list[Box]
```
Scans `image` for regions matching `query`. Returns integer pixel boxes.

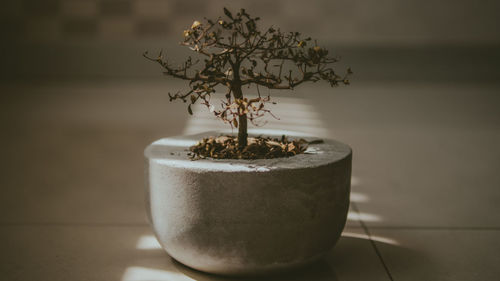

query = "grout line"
[3,222,499,231]
[352,202,395,281]
[0,222,150,227]
[345,225,500,231]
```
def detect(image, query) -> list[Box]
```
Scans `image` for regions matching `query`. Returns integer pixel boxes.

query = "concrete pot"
[144,130,352,276]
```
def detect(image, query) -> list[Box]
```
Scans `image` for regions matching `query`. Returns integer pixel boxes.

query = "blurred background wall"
[1,0,500,82]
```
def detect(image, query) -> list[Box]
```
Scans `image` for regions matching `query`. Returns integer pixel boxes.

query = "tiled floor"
[1,80,499,280]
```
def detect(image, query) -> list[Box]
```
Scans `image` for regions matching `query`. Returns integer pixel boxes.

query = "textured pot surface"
[144,130,352,276]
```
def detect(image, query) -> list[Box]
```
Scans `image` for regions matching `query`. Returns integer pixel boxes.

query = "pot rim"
[145,129,352,172]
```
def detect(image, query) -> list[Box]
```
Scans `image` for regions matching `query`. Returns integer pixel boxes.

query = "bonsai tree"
[145,8,351,157]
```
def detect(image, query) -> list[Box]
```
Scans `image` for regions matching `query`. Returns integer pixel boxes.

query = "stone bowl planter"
[144,130,352,276]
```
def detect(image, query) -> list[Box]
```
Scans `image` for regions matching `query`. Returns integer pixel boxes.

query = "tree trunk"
[231,79,248,149]
[238,113,248,149]
[230,62,248,149]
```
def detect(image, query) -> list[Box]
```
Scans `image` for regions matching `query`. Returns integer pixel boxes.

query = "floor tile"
[311,82,500,228]
[0,225,388,281]
[2,80,499,280]
[343,128,500,228]
[328,228,392,281]
[0,82,186,224]
[371,228,500,281]
[0,225,155,281]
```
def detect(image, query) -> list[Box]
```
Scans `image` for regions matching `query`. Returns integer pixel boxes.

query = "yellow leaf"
[191,21,201,29]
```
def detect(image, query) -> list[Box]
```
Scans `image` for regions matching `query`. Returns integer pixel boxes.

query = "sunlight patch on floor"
[122,266,193,281]
[136,235,161,249]
[347,212,381,222]
[342,232,399,245]
[182,97,329,137]
[350,192,370,203]
[351,176,361,187]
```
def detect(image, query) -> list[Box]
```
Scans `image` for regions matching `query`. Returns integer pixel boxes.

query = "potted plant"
[144,8,352,276]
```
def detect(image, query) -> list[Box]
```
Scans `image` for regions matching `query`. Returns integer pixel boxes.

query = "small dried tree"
[145,8,351,149]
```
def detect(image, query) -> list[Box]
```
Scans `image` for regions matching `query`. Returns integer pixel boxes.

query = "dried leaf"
[145,7,352,136]
[266,140,281,147]
[189,135,308,160]
[223,7,233,19]
[191,21,201,29]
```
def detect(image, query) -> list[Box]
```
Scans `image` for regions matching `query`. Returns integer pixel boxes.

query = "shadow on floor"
[123,236,432,281]
[173,258,337,281]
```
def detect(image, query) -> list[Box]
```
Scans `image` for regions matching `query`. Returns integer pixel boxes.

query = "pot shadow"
[172,258,338,281]
[121,234,435,281]
[167,236,433,281]
[328,235,438,281]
